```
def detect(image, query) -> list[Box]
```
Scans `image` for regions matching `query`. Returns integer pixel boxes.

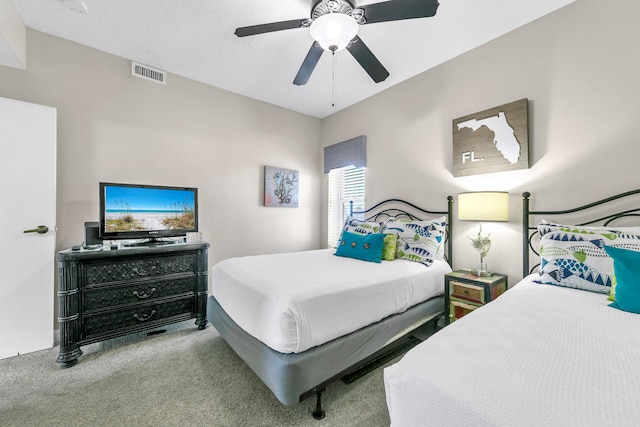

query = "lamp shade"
[310,13,358,52]
[458,192,509,222]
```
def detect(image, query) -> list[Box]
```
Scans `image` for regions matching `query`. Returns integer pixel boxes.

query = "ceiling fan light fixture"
[352,8,365,24]
[310,13,358,52]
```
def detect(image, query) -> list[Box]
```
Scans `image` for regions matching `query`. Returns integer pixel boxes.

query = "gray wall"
[321,0,640,284]
[0,30,323,271]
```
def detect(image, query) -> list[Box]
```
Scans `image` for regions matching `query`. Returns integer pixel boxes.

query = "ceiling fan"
[234,0,440,86]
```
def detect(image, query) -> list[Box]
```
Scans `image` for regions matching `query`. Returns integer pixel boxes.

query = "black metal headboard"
[522,189,640,277]
[350,197,454,264]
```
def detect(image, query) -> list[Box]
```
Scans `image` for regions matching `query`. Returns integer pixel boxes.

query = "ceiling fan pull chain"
[332,51,337,108]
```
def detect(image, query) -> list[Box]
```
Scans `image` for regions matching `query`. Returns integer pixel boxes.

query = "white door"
[0,96,57,359]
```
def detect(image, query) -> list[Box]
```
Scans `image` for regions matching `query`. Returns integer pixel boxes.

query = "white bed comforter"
[211,249,450,354]
[384,275,640,426]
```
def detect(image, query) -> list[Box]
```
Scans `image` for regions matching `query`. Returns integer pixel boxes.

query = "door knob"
[23,225,49,234]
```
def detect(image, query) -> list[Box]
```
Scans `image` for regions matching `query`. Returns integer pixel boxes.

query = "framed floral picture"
[264,166,299,207]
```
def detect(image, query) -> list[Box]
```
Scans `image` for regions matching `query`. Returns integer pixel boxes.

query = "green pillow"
[604,246,640,314]
[335,231,385,263]
[608,277,617,302]
[382,234,397,261]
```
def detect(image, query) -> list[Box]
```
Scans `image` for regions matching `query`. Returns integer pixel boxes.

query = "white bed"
[384,189,640,426]
[212,249,451,354]
[207,198,453,418]
[384,275,640,426]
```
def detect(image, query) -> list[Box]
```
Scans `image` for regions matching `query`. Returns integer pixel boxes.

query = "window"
[324,135,366,247]
[327,165,365,247]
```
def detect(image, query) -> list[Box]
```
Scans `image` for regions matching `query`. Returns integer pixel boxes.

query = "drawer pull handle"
[132,288,157,299]
[133,266,157,277]
[464,290,469,295]
[133,310,157,322]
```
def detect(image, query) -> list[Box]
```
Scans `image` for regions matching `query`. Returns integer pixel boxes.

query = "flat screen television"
[99,182,198,244]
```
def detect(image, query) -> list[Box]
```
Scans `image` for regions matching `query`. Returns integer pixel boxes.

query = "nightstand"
[445,269,508,325]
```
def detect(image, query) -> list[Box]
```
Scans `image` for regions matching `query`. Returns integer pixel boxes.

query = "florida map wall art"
[452,98,529,177]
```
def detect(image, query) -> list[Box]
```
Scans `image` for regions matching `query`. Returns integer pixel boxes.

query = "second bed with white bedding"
[212,248,451,353]
[384,276,640,426]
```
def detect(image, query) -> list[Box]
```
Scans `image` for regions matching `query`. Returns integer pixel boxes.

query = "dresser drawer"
[83,276,195,311]
[450,280,485,304]
[449,300,478,323]
[83,297,195,337]
[83,254,196,285]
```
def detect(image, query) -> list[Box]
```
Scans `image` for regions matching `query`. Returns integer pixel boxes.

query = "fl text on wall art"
[264,166,299,207]
[452,98,529,177]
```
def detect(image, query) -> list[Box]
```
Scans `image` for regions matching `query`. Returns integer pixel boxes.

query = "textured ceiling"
[8,0,576,118]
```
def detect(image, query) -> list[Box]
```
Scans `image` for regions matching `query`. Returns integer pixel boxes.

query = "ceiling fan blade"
[346,36,389,83]
[293,42,324,86]
[235,18,308,37]
[359,0,439,24]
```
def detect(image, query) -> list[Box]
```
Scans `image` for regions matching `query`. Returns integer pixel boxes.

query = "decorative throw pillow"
[335,217,382,246]
[604,245,640,314]
[341,216,383,236]
[539,220,640,237]
[385,216,447,265]
[335,231,385,263]
[535,222,640,294]
[382,233,397,261]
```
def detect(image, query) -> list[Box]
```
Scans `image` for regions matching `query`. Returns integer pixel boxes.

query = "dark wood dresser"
[56,242,209,368]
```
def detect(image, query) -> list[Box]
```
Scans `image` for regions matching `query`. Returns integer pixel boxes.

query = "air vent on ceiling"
[131,61,166,85]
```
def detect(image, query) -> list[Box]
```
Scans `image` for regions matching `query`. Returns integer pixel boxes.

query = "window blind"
[323,135,366,174]
[328,166,365,247]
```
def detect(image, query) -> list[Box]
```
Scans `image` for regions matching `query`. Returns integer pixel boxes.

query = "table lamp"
[458,191,509,276]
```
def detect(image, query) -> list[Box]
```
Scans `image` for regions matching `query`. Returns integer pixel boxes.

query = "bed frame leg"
[312,389,326,420]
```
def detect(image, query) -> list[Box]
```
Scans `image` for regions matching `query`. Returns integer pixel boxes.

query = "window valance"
[323,135,366,174]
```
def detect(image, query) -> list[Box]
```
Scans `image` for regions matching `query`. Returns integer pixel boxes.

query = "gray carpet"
[0,321,419,426]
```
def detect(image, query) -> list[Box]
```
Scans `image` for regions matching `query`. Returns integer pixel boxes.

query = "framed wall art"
[452,98,529,177]
[264,166,299,207]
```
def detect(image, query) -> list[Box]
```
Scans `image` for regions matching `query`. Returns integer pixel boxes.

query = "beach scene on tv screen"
[104,186,196,233]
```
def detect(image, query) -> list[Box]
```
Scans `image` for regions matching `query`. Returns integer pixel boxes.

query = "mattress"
[208,292,444,406]
[211,248,451,353]
[383,275,640,426]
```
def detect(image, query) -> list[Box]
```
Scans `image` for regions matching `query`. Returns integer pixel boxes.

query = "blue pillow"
[604,245,640,314]
[335,231,385,263]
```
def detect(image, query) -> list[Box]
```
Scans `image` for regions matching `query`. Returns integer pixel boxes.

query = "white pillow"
[385,216,447,264]
[535,221,640,293]
[539,219,640,236]
[336,217,383,247]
